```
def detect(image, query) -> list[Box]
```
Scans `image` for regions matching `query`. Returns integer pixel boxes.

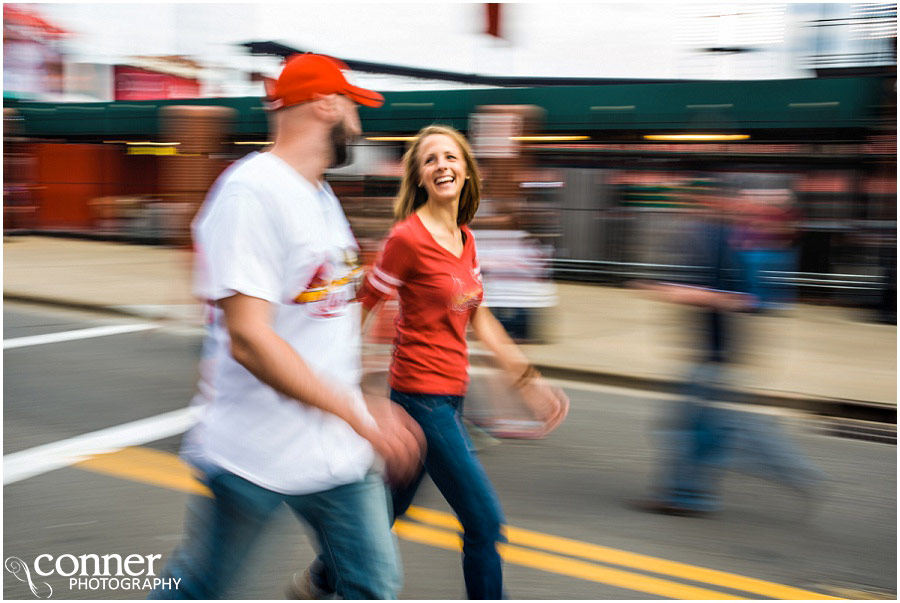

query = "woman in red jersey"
[301,125,568,600]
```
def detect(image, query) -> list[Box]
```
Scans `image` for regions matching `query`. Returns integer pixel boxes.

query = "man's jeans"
[314,390,506,599]
[657,362,824,512]
[657,366,735,512]
[148,469,400,599]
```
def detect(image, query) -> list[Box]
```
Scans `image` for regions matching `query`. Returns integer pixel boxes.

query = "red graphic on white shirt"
[293,260,362,318]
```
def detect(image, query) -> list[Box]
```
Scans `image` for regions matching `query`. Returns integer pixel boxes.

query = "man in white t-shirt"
[150,54,424,600]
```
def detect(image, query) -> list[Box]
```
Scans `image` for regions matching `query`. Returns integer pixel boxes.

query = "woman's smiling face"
[417,133,468,204]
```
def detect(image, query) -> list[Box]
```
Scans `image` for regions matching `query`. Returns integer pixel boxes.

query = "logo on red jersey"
[449,275,482,313]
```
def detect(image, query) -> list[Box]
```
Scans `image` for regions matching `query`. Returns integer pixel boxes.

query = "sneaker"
[628,498,712,518]
[286,567,336,600]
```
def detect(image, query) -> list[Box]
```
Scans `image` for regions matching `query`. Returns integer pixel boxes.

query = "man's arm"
[219,293,424,484]
[221,293,373,433]
[629,281,753,311]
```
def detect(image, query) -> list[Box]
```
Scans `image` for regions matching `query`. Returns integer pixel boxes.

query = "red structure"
[485,3,502,38]
[114,66,201,101]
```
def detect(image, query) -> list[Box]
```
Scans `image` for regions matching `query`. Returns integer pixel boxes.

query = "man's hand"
[360,395,426,487]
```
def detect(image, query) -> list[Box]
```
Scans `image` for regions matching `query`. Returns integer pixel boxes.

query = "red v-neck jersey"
[357,214,483,395]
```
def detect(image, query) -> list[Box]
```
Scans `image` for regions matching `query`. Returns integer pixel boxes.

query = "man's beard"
[329,122,353,168]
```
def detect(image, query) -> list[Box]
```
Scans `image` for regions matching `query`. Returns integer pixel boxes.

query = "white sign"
[469,113,523,158]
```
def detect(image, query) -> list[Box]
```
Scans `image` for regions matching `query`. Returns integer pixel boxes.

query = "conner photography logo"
[4,553,178,598]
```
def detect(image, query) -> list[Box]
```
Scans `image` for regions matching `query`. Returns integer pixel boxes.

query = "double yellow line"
[395,507,839,600]
[73,447,840,600]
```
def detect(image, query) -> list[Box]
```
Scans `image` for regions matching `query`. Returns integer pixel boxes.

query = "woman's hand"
[470,307,570,437]
[516,372,570,436]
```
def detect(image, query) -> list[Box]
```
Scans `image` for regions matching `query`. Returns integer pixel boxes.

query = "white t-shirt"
[184,151,376,495]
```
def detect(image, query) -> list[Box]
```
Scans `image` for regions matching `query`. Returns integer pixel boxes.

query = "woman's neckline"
[413,212,467,260]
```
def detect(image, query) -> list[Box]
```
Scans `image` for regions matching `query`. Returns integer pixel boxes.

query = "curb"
[533,364,897,425]
[4,293,202,323]
[6,291,897,426]
[5,293,151,319]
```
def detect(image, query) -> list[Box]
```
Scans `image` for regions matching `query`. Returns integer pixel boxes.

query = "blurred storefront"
[5,66,895,311]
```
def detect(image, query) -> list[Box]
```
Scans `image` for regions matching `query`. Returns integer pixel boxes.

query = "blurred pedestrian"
[149,54,424,600]
[631,177,823,517]
[292,125,568,600]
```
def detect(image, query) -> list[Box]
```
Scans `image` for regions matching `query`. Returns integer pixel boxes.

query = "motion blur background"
[4,3,896,323]
[3,4,896,599]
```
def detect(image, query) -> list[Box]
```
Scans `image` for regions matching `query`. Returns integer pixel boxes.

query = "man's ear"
[262,77,278,99]
[310,93,340,121]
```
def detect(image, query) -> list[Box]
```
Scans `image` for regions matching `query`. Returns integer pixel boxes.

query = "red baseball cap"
[265,53,384,110]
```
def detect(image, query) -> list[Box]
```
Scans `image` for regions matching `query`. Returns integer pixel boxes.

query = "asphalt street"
[3,302,896,600]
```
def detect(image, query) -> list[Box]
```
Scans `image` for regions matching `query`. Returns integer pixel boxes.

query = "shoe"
[286,567,336,600]
[628,498,711,518]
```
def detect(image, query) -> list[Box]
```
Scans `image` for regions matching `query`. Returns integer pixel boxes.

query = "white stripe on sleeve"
[373,265,404,287]
[366,272,395,295]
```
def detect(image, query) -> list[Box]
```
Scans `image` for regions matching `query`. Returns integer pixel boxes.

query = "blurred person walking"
[631,178,823,517]
[149,54,424,600]
[292,125,568,600]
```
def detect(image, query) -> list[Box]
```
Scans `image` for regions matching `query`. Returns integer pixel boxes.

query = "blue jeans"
[656,362,823,511]
[314,390,506,599]
[148,469,400,599]
[654,363,733,511]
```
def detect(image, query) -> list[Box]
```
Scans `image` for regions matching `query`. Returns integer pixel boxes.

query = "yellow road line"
[72,447,840,600]
[393,520,743,600]
[74,446,211,497]
[403,506,840,600]
[73,446,212,496]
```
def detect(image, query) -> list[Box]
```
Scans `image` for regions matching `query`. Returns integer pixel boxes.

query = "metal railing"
[549,259,887,295]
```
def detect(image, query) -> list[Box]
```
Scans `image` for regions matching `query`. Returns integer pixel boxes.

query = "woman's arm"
[361,303,374,333]
[470,305,569,429]
[469,305,532,377]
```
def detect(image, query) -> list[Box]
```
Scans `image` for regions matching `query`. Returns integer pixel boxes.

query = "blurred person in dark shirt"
[631,177,824,517]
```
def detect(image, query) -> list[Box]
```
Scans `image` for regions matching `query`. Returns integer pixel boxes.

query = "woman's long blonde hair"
[394,125,482,226]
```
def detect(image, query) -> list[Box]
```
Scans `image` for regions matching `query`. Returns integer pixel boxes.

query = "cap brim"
[345,85,384,108]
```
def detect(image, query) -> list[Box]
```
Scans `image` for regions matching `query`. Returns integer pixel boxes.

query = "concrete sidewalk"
[4,235,896,420]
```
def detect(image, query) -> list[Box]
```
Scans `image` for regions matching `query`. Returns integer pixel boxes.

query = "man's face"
[329,95,362,169]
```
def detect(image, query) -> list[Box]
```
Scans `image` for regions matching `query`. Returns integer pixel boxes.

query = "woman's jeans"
[148,470,400,599]
[314,390,506,599]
